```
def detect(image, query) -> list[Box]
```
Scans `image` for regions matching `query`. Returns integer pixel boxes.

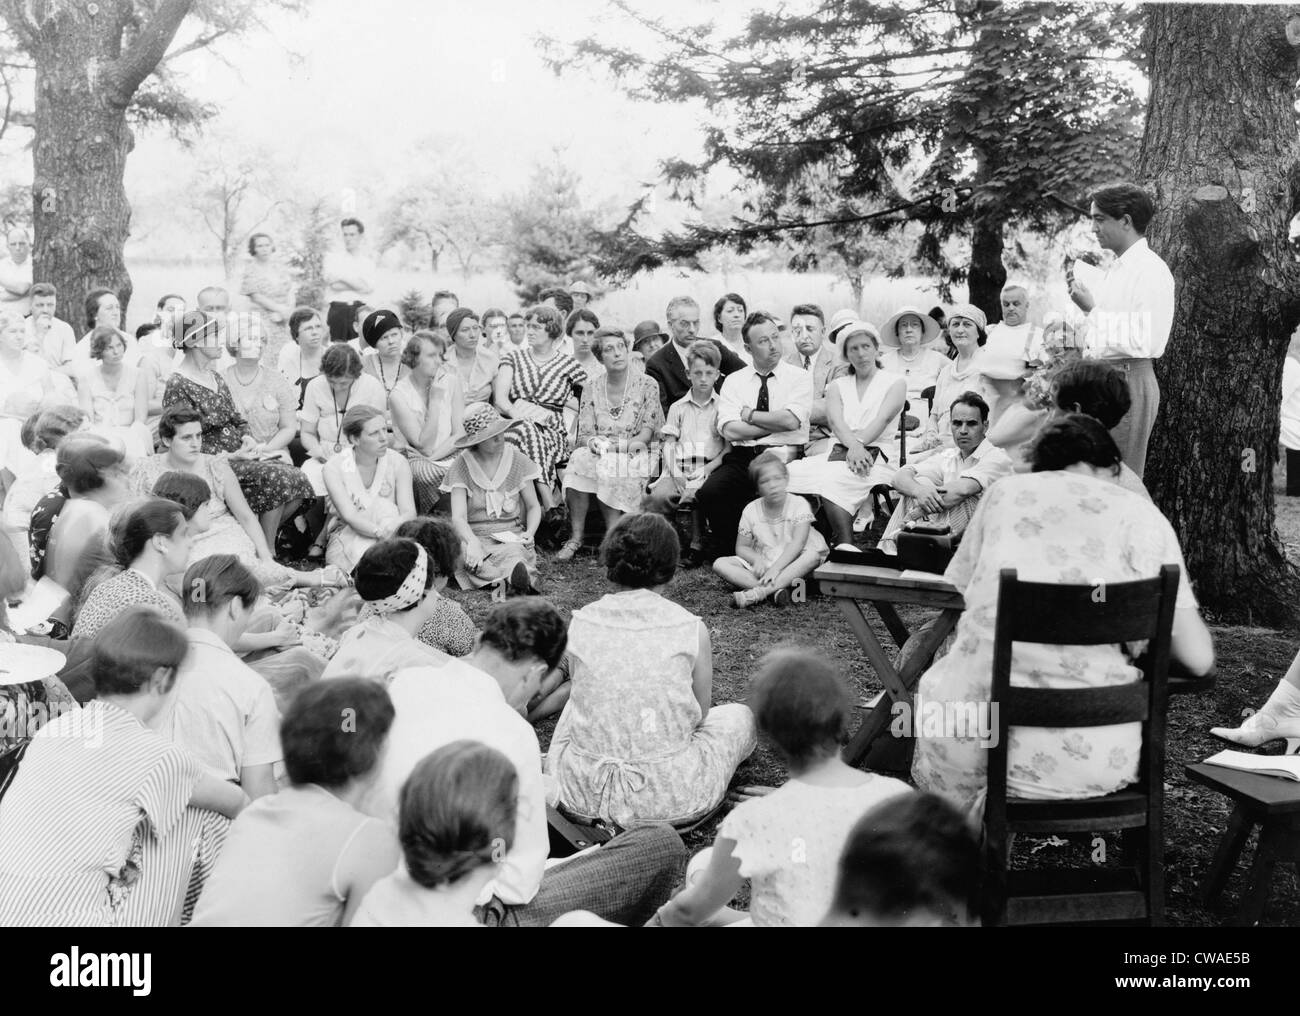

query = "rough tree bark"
[968,213,1007,323]
[1141,3,1300,625]
[0,0,195,326]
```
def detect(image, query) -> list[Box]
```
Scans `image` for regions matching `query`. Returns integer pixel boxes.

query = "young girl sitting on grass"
[712,452,829,608]
[651,649,912,927]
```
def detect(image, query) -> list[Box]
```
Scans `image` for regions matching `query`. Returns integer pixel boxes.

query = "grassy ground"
[434,468,1300,927]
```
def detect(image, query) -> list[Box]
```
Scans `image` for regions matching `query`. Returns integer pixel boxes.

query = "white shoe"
[835,543,862,554]
[1211,679,1300,754]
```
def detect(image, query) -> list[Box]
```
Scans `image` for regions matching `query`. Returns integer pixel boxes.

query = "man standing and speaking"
[1067,182,1175,479]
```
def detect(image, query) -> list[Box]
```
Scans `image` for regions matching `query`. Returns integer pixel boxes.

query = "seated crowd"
[0,206,1221,927]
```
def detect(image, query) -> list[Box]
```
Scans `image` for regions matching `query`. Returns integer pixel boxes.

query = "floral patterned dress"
[911,470,1199,811]
[562,370,664,513]
[130,452,294,587]
[222,363,297,456]
[546,588,757,828]
[163,371,313,515]
[502,348,585,490]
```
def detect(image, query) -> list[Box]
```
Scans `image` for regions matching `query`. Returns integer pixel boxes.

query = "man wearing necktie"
[783,303,845,456]
[1067,183,1175,479]
[699,311,814,559]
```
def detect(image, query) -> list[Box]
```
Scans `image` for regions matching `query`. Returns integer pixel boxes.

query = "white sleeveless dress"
[786,369,905,512]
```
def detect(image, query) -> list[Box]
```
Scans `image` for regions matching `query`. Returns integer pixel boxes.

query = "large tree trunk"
[1140,4,1300,626]
[968,214,1006,323]
[13,0,194,328]
[32,62,134,328]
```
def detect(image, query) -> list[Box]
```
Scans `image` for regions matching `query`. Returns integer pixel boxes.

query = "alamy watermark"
[889,692,1000,748]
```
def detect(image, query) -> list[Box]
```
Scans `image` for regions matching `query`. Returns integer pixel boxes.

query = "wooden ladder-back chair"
[983,564,1180,926]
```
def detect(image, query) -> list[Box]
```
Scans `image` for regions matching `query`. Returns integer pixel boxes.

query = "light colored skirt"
[785,449,896,514]
[562,447,653,514]
[454,534,538,591]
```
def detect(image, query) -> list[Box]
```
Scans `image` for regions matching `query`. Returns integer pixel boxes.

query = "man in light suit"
[645,295,747,416]
[783,303,846,456]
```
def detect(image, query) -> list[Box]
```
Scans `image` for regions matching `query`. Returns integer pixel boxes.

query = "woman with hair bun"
[351,740,518,927]
[912,414,1215,811]
[71,498,190,640]
[547,513,756,828]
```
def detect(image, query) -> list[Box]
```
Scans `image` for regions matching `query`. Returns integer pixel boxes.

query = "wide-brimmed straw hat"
[455,402,514,448]
[979,353,1031,381]
[826,308,859,346]
[881,305,942,348]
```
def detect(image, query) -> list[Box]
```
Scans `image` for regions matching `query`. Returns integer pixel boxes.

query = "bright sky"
[130,0,714,205]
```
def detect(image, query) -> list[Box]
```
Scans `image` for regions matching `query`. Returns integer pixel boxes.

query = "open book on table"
[1203,749,1300,782]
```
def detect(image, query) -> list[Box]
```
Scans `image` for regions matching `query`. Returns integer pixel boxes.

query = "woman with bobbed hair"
[713,292,749,365]
[389,330,465,513]
[557,328,663,560]
[0,606,245,927]
[163,309,315,548]
[76,287,137,366]
[190,678,401,927]
[276,307,329,410]
[653,648,911,927]
[322,404,415,572]
[240,232,294,341]
[566,307,602,383]
[40,436,134,633]
[911,414,1215,811]
[71,497,190,640]
[78,326,151,460]
[298,342,388,498]
[132,406,346,589]
[352,740,517,927]
[547,513,756,828]
[493,304,585,513]
[2,404,84,561]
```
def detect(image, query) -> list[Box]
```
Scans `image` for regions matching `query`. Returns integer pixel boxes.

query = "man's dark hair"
[1090,183,1156,235]
[949,391,991,424]
[181,554,262,618]
[478,597,568,671]
[1052,360,1131,430]
[341,217,365,233]
[741,311,780,343]
[282,679,394,789]
[790,303,825,325]
[537,287,574,316]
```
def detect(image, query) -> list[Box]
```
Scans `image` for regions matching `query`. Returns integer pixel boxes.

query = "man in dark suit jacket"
[645,296,748,415]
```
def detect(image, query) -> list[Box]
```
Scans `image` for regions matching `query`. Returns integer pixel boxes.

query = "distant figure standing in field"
[323,218,376,344]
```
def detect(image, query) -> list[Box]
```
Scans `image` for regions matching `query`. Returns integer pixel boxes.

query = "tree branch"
[162,27,235,64]
[0,0,39,50]
[108,0,196,108]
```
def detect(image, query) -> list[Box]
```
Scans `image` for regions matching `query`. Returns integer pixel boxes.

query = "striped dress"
[502,348,585,489]
[0,700,228,926]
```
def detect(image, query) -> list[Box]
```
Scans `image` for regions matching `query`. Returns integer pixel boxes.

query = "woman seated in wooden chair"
[911,415,1214,813]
